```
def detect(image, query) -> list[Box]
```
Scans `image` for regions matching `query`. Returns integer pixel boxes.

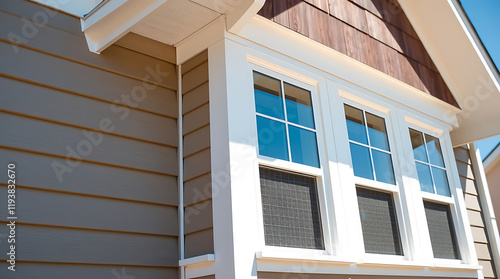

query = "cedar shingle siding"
[258,0,458,107]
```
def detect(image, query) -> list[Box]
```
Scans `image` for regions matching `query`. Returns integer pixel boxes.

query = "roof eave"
[399,0,500,147]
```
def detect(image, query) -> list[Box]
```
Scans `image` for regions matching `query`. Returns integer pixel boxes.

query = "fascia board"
[81,0,167,53]
[398,0,500,146]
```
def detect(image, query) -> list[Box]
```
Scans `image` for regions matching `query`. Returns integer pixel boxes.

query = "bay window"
[249,60,472,270]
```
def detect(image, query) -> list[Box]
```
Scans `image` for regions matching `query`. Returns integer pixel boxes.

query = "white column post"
[209,37,260,279]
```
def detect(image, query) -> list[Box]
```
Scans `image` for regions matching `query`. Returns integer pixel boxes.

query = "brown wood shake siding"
[258,0,459,107]
[182,51,215,258]
[0,1,179,278]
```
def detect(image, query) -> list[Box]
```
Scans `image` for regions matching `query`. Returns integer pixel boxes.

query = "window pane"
[425,135,445,167]
[260,167,324,249]
[372,150,396,184]
[350,143,374,180]
[257,116,288,161]
[357,188,403,255]
[253,71,284,119]
[345,105,368,145]
[409,129,428,163]
[432,167,451,197]
[416,162,434,194]
[424,201,460,259]
[366,112,390,151]
[289,126,320,168]
[284,83,315,129]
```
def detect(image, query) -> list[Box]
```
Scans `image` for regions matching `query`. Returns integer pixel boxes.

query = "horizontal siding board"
[465,193,482,211]
[114,32,176,64]
[184,228,214,258]
[184,148,211,181]
[0,77,177,146]
[456,161,474,180]
[0,224,178,266]
[0,148,178,206]
[0,41,178,117]
[0,113,178,175]
[183,104,210,135]
[468,210,485,227]
[475,242,493,260]
[0,10,177,86]
[184,173,212,206]
[454,147,471,164]
[461,176,478,196]
[478,260,496,278]
[182,61,209,93]
[0,186,178,235]
[183,82,209,113]
[0,0,82,36]
[471,226,489,244]
[184,125,211,157]
[184,199,213,235]
[0,263,177,279]
[181,51,208,74]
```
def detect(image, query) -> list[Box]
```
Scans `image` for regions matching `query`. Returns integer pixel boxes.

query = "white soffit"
[81,0,259,53]
[399,0,500,147]
[131,0,221,46]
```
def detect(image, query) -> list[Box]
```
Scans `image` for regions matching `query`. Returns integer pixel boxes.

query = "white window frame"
[241,47,477,274]
[248,62,335,258]
[399,112,472,266]
[339,96,412,263]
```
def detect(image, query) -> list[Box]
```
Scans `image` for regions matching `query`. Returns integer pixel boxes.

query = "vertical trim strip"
[469,142,500,277]
[178,64,185,279]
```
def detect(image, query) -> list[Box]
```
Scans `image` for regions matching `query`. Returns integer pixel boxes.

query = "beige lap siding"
[182,50,215,258]
[454,145,498,278]
[0,1,179,278]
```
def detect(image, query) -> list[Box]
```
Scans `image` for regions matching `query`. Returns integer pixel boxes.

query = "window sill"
[256,250,481,275]
[256,249,356,264]
[179,254,215,267]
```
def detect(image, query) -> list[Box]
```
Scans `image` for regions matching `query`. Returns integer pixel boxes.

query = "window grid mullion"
[349,140,391,155]
[280,81,293,163]
[414,159,447,172]
[256,113,317,133]
[421,133,438,194]
[362,111,377,181]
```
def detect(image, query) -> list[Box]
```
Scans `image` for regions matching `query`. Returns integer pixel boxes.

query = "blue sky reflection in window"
[253,71,319,167]
[344,105,396,184]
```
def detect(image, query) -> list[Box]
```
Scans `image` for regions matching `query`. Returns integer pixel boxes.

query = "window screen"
[259,167,324,249]
[424,201,460,259]
[357,187,403,255]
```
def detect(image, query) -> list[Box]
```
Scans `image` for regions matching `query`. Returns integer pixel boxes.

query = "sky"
[460,0,500,160]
